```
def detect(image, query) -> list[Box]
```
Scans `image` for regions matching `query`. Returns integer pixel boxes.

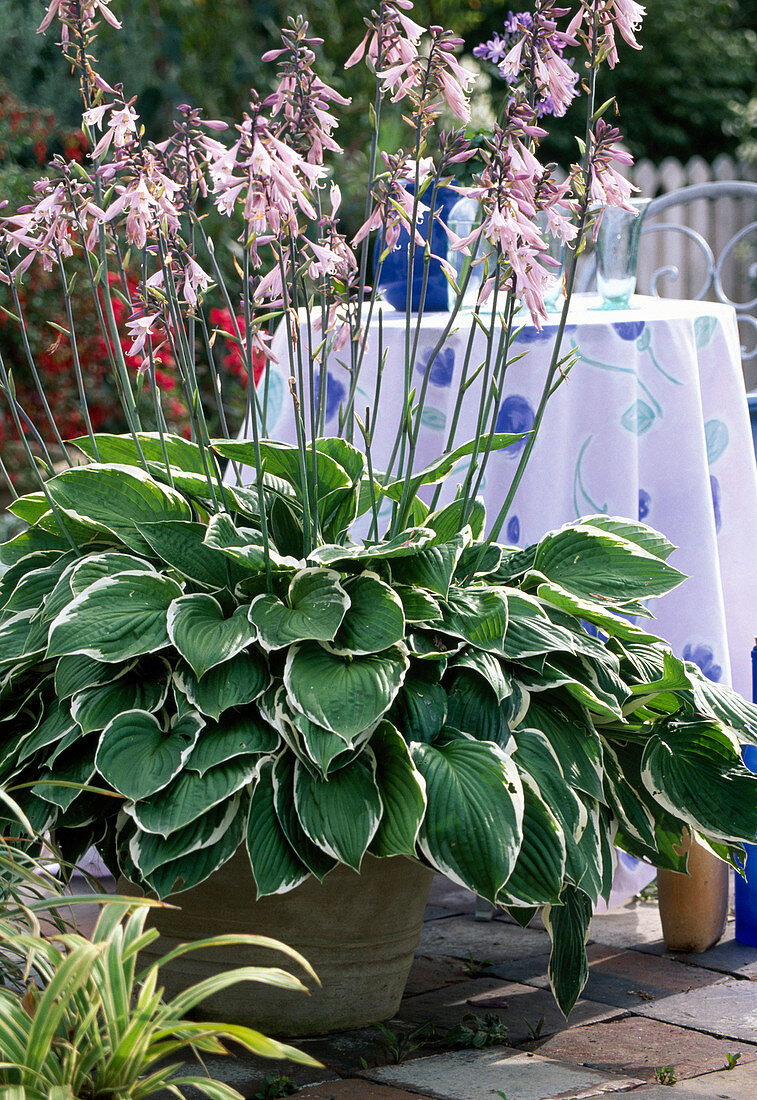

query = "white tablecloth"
[259,294,757,699]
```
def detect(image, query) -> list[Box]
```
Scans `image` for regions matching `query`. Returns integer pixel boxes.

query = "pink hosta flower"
[263,16,350,165]
[125,311,161,360]
[1,172,105,277]
[352,152,428,251]
[498,4,579,117]
[568,0,645,69]
[179,254,213,308]
[584,118,636,222]
[345,0,424,78]
[103,151,183,249]
[84,100,140,160]
[38,0,121,39]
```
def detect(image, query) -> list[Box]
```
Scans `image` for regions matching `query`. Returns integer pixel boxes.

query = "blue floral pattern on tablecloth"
[496,395,535,455]
[683,643,723,683]
[313,371,347,423]
[506,515,520,544]
[416,346,455,387]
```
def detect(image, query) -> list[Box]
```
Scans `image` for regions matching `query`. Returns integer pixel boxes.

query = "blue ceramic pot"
[374,183,458,312]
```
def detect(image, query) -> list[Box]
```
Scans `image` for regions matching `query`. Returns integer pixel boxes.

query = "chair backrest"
[579,180,757,387]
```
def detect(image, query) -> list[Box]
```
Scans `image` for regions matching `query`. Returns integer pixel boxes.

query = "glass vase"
[595,197,651,309]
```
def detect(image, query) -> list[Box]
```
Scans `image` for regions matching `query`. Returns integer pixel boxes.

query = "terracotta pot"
[657,830,729,953]
[121,850,434,1036]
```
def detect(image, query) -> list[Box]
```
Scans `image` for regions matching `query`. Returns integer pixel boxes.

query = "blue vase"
[374,184,458,312]
[734,646,757,946]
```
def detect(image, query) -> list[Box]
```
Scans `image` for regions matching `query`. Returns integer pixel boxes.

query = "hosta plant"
[3,444,757,1015]
[2,0,757,1021]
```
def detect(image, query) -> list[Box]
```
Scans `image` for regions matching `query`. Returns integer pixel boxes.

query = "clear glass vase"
[595,197,651,309]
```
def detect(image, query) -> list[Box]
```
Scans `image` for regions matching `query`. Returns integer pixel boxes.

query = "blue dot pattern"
[496,395,535,456]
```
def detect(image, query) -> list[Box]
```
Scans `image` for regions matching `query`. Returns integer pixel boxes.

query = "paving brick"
[665,929,757,979]
[404,954,469,996]
[634,977,757,1042]
[296,1026,413,1075]
[485,945,622,991]
[397,976,624,1047]
[173,1050,336,1098]
[522,1015,757,1081]
[295,1081,438,1100]
[366,1046,642,1099]
[417,914,551,963]
[579,947,724,1010]
[587,901,668,954]
[426,875,477,915]
[671,1058,757,1098]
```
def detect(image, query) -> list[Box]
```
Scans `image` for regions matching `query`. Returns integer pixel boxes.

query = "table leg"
[657,830,729,953]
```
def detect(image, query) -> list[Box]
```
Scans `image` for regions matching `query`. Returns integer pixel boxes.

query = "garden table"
[259,293,757,701]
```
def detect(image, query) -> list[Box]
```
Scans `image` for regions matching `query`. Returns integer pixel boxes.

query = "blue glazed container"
[734,643,757,946]
[374,184,459,312]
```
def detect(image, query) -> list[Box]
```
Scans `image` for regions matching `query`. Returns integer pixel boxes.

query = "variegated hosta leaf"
[167,594,256,679]
[426,497,485,543]
[284,641,409,739]
[543,884,593,1017]
[246,757,311,897]
[173,652,269,720]
[535,581,663,644]
[0,556,74,615]
[370,721,427,858]
[411,733,524,902]
[130,795,244,877]
[248,567,349,649]
[578,515,676,561]
[520,699,605,804]
[511,727,586,845]
[127,754,257,837]
[501,591,577,660]
[18,700,77,764]
[641,716,757,844]
[441,587,508,649]
[395,586,443,624]
[601,743,657,850]
[534,524,685,606]
[139,802,246,896]
[137,519,245,589]
[204,513,300,571]
[95,709,202,801]
[73,431,206,472]
[54,654,134,701]
[71,658,172,735]
[500,774,565,907]
[33,737,98,811]
[45,463,193,554]
[293,750,381,869]
[389,674,447,744]
[186,711,279,775]
[213,438,351,496]
[68,552,157,596]
[308,527,436,566]
[446,669,509,744]
[332,573,405,654]
[284,705,357,777]
[272,753,336,880]
[0,524,69,567]
[0,610,39,669]
[389,536,467,599]
[451,648,512,704]
[47,572,182,663]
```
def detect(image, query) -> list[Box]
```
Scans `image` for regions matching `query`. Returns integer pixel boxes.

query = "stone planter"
[122,851,434,1036]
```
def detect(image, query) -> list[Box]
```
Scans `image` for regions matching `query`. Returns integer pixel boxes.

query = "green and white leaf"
[96,708,201,801]
[204,512,301,571]
[370,721,427,858]
[441,587,508,649]
[246,758,310,896]
[500,773,565,906]
[131,795,244,877]
[137,520,243,588]
[186,712,279,775]
[309,527,436,566]
[69,552,157,596]
[47,572,182,662]
[284,641,409,738]
[72,659,171,734]
[248,567,349,649]
[332,572,405,654]
[294,750,381,869]
[167,593,256,678]
[46,463,193,553]
[501,592,577,659]
[543,885,593,1017]
[411,732,524,902]
[390,537,467,599]
[173,651,269,720]
[519,699,605,804]
[126,755,256,836]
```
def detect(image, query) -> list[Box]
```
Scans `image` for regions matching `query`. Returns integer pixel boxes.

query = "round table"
[260,293,757,701]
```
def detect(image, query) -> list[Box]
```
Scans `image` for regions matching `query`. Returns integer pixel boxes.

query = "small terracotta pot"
[121,850,434,1036]
[657,830,729,953]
